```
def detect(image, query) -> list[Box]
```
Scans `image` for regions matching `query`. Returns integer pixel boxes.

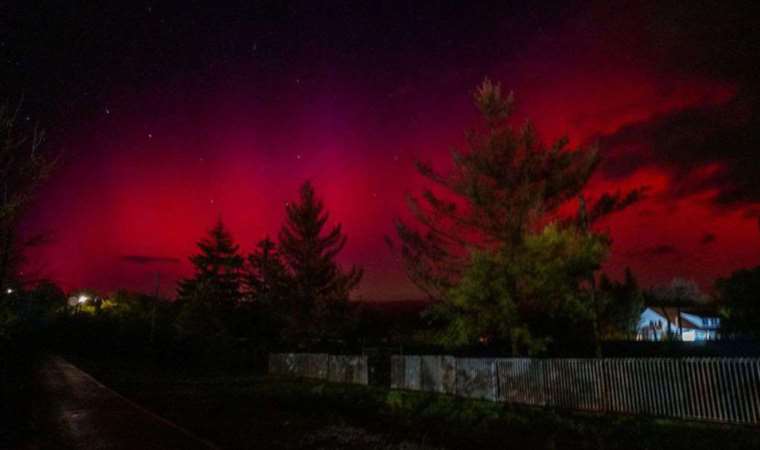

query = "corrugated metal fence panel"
[496,358,546,406]
[327,355,369,385]
[680,358,760,424]
[270,353,366,384]
[456,358,497,401]
[404,355,422,391]
[567,359,604,412]
[441,355,457,394]
[271,354,760,425]
[420,355,442,393]
[419,355,457,394]
[305,353,329,379]
[327,355,344,383]
[504,357,760,424]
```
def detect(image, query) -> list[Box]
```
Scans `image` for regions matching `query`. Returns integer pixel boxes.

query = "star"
[147,133,153,139]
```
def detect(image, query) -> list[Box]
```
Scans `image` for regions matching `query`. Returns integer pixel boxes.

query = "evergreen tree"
[392,79,633,354]
[717,265,760,338]
[178,218,244,305]
[246,237,289,305]
[393,79,602,300]
[243,237,290,342]
[597,268,645,340]
[278,181,362,343]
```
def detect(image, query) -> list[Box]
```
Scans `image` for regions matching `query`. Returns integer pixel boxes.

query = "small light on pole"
[78,295,89,304]
[5,288,13,294]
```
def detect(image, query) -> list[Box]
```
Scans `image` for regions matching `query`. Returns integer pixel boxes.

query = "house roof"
[643,306,720,330]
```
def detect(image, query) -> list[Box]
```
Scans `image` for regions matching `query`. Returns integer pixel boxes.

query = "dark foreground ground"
[5,354,760,449]
[14,356,214,449]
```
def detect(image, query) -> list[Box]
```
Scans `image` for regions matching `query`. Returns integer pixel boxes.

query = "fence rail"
[269,353,368,385]
[391,356,760,425]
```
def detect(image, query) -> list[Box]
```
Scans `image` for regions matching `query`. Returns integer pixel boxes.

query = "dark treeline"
[48,180,367,369]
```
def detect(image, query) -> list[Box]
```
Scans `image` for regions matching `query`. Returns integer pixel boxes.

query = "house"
[636,306,720,341]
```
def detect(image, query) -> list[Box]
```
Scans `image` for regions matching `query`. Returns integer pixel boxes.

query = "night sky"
[5,1,760,299]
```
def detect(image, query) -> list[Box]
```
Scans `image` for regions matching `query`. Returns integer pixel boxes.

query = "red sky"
[12,1,760,299]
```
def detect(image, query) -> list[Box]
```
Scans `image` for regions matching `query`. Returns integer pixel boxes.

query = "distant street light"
[6,288,13,294]
[78,295,89,304]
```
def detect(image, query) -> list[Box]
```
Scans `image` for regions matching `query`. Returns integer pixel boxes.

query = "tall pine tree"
[178,218,244,305]
[278,181,362,343]
[391,79,636,354]
[393,79,601,300]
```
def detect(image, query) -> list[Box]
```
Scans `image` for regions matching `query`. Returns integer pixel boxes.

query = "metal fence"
[269,353,368,385]
[390,356,760,425]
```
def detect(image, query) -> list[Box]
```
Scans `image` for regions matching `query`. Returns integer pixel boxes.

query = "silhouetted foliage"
[0,104,57,344]
[0,280,65,349]
[716,265,760,338]
[278,181,363,344]
[435,224,607,354]
[240,237,290,342]
[597,268,645,340]
[176,280,229,339]
[246,237,289,304]
[177,218,244,305]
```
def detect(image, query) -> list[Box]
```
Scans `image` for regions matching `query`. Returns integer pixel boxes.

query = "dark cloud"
[589,187,648,223]
[121,255,180,265]
[700,233,716,245]
[591,0,760,214]
[598,92,760,209]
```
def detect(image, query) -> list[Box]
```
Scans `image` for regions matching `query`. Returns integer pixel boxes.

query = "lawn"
[69,355,760,450]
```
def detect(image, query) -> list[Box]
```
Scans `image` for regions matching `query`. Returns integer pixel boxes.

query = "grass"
[69,355,760,450]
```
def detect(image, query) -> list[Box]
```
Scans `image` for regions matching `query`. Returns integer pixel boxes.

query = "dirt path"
[33,356,217,450]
